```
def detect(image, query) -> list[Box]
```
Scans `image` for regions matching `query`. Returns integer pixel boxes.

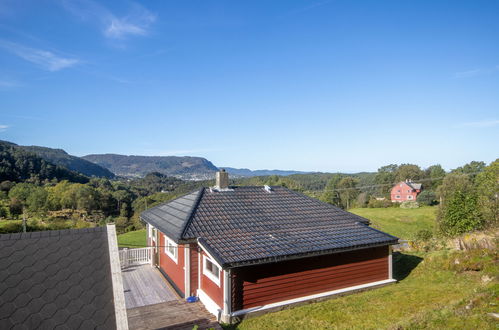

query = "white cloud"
[0,125,9,132]
[458,120,499,128]
[0,79,20,89]
[0,40,79,71]
[454,65,499,78]
[61,0,156,40]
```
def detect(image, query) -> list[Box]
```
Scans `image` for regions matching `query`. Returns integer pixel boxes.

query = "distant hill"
[0,141,88,183]
[82,154,219,179]
[223,167,310,177]
[19,145,115,179]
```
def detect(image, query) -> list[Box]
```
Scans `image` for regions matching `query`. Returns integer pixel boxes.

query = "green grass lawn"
[228,248,498,329]
[350,206,437,240]
[117,229,147,248]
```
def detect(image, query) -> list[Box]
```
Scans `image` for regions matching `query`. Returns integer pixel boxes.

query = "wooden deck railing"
[119,247,153,268]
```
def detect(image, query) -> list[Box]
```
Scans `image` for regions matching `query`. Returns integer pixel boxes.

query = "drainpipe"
[222,269,232,323]
[184,244,191,297]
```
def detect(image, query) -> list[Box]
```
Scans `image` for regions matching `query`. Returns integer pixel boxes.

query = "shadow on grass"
[393,252,423,281]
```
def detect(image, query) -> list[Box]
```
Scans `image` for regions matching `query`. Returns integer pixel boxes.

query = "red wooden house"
[141,170,398,323]
[390,180,422,202]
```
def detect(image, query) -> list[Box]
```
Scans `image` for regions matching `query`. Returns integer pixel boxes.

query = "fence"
[119,247,153,268]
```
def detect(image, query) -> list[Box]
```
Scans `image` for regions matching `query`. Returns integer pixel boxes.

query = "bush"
[415,229,433,241]
[438,191,483,236]
[400,201,419,209]
[417,190,438,206]
[367,198,394,208]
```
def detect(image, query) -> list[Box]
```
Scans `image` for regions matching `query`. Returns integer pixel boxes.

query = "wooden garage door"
[231,246,389,310]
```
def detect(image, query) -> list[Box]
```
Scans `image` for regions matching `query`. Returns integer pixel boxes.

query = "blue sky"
[0,0,498,172]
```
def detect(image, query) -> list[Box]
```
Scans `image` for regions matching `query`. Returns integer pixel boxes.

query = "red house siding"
[231,246,389,310]
[200,251,224,308]
[190,243,199,295]
[158,233,185,295]
[391,182,420,202]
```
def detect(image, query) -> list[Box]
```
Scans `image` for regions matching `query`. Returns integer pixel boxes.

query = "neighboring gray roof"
[141,186,398,268]
[0,227,117,329]
[407,182,422,190]
[140,189,203,241]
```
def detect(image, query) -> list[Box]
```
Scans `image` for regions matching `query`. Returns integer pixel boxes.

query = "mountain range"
[0,139,317,180]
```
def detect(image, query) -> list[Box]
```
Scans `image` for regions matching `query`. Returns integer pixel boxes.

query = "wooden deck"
[127,300,221,330]
[122,265,178,309]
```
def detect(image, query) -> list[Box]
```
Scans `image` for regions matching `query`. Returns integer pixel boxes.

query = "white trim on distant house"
[203,255,221,287]
[230,279,396,318]
[106,224,129,330]
[198,289,222,320]
[164,235,178,264]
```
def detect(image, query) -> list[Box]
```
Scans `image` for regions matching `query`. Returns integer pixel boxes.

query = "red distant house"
[390,180,422,202]
[141,170,398,323]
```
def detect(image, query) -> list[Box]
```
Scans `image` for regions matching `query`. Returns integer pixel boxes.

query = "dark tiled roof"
[141,189,203,241]
[0,227,116,329]
[142,186,399,268]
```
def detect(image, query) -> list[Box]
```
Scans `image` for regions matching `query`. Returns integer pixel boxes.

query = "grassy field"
[350,206,437,240]
[117,229,147,248]
[228,248,498,329]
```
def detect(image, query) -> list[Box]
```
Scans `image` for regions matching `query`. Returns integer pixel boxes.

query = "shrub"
[417,190,438,206]
[367,198,394,208]
[400,201,419,209]
[438,191,483,236]
[415,229,433,241]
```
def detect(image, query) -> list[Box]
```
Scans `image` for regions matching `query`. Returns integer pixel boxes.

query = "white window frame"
[407,195,413,200]
[149,225,156,243]
[164,236,178,264]
[203,255,221,287]
[395,195,401,199]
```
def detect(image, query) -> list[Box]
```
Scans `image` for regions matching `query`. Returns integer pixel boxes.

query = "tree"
[475,159,499,227]
[26,186,48,213]
[424,164,446,189]
[436,173,482,236]
[9,198,23,218]
[395,164,423,183]
[338,177,359,209]
[320,174,343,206]
[451,161,486,182]
[374,164,398,194]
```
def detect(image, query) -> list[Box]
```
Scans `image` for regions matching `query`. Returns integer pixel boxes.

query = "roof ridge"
[0,226,106,241]
[281,187,371,224]
[180,188,205,240]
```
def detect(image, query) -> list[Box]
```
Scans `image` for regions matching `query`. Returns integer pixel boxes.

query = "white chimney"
[215,169,229,190]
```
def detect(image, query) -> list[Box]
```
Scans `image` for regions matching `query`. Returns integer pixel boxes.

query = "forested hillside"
[0,141,88,183]
[83,153,219,179]
[19,144,115,178]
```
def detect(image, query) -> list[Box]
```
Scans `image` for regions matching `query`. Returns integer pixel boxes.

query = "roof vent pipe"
[216,169,229,190]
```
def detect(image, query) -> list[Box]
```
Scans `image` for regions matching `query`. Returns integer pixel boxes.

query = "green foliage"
[395,164,424,182]
[451,161,486,180]
[475,159,499,228]
[400,201,419,209]
[367,197,394,208]
[424,164,446,189]
[439,191,483,236]
[417,190,437,206]
[415,229,433,241]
